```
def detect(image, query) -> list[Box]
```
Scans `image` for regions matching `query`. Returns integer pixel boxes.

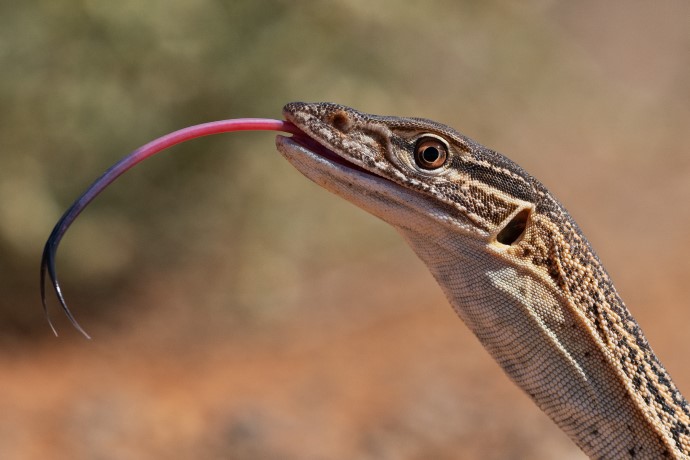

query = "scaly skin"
[277,102,689,459]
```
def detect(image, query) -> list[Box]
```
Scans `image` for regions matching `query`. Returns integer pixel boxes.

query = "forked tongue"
[41,118,301,338]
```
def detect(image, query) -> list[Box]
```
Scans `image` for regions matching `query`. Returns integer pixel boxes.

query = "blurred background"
[1,0,688,458]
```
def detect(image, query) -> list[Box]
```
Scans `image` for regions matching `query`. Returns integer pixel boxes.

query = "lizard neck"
[396,211,689,458]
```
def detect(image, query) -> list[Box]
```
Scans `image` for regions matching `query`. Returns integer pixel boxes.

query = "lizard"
[276,102,690,459]
[41,102,690,459]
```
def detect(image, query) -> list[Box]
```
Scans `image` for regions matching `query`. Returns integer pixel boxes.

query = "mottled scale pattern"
[438,182,518,228]
[523,192,690,454]
[277,102,690,459]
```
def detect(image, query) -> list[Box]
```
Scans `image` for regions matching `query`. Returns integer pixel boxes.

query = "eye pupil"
[414,138,448,170]
[422,146,439,163]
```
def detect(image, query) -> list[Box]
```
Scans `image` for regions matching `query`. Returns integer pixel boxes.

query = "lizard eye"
[414,137,448,170]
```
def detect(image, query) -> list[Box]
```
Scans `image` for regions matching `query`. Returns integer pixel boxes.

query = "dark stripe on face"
[456,151,536,204]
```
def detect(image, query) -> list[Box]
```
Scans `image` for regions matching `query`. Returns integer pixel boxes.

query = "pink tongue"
[41,117,302,339]
[136,119,302,157]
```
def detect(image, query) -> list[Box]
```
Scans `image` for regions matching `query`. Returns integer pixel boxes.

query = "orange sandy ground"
[3,257,688,460]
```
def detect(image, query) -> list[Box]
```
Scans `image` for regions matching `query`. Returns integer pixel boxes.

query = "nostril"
[331,110,353,132]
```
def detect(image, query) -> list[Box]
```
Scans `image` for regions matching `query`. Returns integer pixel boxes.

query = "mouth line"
[285,130,380,179]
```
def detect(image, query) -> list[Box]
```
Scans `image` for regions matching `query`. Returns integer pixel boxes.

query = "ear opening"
[496,208,531,245]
